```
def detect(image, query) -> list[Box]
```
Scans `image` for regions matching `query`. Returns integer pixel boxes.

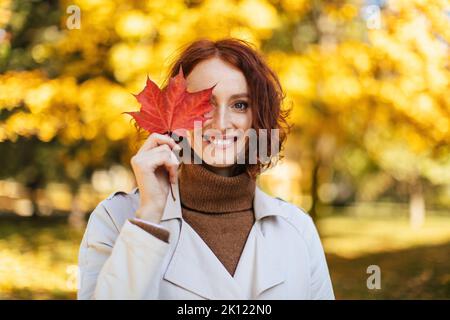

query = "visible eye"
[233,101,249,112]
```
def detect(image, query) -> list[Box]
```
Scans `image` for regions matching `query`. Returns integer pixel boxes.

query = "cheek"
[232,111,253,130]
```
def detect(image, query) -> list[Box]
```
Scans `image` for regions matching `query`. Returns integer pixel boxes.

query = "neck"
[178,162,256,213]
[187,146,246,177]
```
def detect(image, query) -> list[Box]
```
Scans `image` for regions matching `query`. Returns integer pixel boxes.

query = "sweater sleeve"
[129,218,170,243]
[77,202,170,299]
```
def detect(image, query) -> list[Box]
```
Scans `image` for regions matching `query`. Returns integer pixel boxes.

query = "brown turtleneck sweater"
[131,163,256,277]
[178,163,256,276]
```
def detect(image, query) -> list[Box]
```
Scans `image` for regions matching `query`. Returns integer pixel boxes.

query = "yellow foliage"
[0,0,448,184]
[238,0,280,37]
[115,11,155,39]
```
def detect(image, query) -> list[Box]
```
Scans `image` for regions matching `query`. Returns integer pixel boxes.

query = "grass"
[318,214,450,258]
[328,242,450,299]
[0,211,449,299]
[0,217,81,299]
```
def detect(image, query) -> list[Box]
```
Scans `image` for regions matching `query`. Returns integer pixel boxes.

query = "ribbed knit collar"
[178,163,256,213]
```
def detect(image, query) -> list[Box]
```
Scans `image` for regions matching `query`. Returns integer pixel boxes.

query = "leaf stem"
[170,184,175,201]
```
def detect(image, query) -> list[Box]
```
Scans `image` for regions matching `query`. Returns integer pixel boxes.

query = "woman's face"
[185,57,252,167]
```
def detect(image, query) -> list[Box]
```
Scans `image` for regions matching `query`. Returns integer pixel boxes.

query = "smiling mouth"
[202,134,239,147]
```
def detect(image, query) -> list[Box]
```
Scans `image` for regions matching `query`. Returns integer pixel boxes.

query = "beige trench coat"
[77,182,335,300]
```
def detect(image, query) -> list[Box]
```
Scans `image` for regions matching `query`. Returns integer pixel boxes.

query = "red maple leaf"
[124,66,216,137]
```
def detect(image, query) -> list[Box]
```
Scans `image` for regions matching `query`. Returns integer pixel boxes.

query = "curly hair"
[135,38,292,178]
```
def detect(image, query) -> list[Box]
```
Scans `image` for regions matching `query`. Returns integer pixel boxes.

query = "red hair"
[161,38,292,178]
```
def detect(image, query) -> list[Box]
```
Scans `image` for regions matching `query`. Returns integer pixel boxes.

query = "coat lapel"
[253,221,286,297]
[148,182,288,299]
[159,182,242,299]
[163,220,246,299]
[234,186,288,297]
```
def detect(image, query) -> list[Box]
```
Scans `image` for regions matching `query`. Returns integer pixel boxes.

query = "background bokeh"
[0,0,449,299]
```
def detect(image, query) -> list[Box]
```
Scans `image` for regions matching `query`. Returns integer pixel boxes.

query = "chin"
[202,158,236,167]
[199,142,237,165]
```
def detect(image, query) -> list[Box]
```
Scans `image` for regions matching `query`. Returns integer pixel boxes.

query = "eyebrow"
[211,93,249,101]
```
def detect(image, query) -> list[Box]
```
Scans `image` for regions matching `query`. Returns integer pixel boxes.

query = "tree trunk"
[27,175,42,218]
[409,178,425,230]
[68,191,86,230]
[30,187,40,218]
[309,159,321,222]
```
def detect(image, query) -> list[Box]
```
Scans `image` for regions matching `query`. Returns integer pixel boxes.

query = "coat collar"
[131,182,288,299]
[132,181,288,222]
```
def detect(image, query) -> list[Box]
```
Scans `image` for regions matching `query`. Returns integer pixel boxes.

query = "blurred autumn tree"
[0,0,449,225]
[263,0,450,224]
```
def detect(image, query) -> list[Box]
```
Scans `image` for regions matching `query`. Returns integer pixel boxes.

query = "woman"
[77,38,335,300]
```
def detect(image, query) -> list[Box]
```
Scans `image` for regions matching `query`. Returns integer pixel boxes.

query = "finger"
[161,150,180,184]
[150,144,175,157]
[152,144,182,164]
[143,148,180,183]
[137,133,178,154]
[135,145,173,168]
[164,161,178,184]
[168,151,180,183]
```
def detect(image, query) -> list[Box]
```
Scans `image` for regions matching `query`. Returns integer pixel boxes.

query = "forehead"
[185,57,248,97]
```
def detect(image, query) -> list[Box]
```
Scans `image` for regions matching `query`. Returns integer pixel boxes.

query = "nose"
[210,104,231,132]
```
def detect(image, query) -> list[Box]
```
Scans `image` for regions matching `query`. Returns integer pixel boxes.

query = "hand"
[130,133,181,224]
